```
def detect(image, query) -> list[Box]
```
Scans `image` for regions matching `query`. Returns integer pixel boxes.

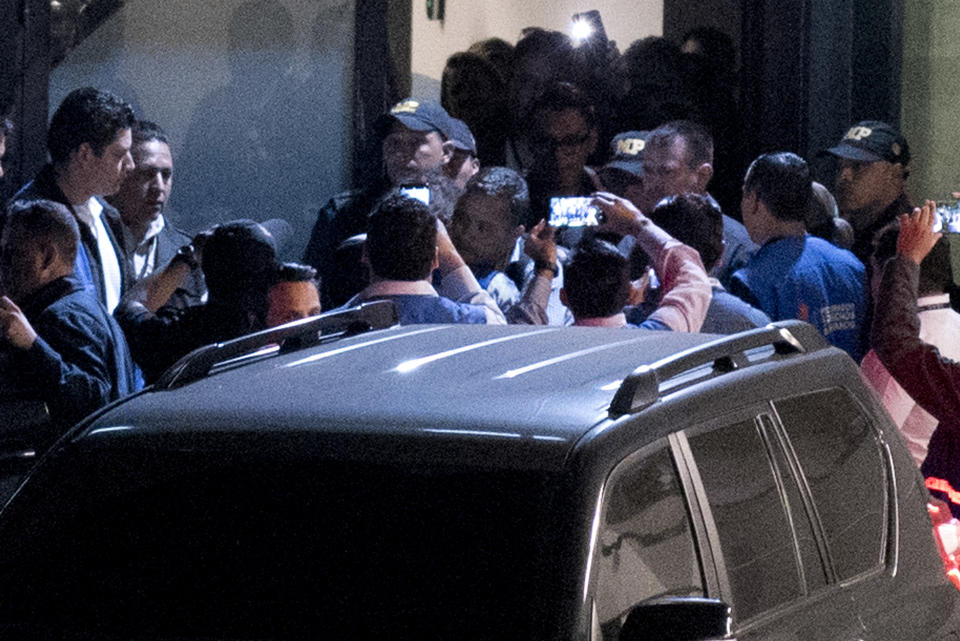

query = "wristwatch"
[534,260,559,277]
[173,243,200,270]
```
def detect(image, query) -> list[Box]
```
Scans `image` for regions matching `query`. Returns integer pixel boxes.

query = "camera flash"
[571,18,594,43]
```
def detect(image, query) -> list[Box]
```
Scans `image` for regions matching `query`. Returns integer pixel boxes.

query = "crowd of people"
[1,26,959,514]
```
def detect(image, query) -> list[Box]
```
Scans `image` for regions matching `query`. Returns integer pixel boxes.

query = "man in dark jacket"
[105,120,205,309]
[822,120,912,266]
[303,98,458,309]
[10,87,136,314]
[0,199,141,434]
[114,219,281,382]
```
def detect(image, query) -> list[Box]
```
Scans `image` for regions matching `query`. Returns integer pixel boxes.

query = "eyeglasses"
[533,132,591,151]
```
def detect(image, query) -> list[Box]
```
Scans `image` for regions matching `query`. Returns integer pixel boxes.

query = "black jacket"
[10,276,142,432]
[10,165,130,308]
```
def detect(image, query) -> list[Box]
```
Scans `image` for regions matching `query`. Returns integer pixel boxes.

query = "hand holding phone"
[548,196,600,227]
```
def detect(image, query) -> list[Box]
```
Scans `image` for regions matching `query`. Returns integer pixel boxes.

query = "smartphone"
[400,185,430,205]
[572,9,608,51]
[935,201,960,233]
[549,196,600,227]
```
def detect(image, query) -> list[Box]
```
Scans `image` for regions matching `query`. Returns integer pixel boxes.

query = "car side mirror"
[618,596,733,641]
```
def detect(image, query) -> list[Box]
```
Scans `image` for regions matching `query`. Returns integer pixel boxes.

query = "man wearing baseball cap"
[445,117,480,189]
[822,120,912,264]
[598,130,648,210]
[303,98,458,308]
[115,218,285,382]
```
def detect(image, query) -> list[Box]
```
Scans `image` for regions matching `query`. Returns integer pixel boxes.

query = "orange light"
[928,498,960,592]
[926,477,960,506]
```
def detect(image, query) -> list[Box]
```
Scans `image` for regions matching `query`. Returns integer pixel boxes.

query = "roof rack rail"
[609,321,828,417]
[154,300,398,390]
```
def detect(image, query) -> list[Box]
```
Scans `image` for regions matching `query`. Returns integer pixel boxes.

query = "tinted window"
[761,415,828,592]
[0,452,559,640]
[687,418,803,620]
[594,444,703,639]
[775,389,886,580]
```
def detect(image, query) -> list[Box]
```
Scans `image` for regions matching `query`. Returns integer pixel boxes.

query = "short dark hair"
[529,81,597,132]
[460,166,530,228]
[645,120,713,168]
[513,28,573,67]
[47,87,136,165]
[743,152,812,222]
[133,120,169,146]
[202,220,277,314]
[274,261,319,287]
[466,37,515,83]
[367,192,438,281]
[682,27,736,72]
[622,37,685,84]
[3,199,79,264]
[564,238,631,319]
[441,51,503,115]
[651,194,724,272]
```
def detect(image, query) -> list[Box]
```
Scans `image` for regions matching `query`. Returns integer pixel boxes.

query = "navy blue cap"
[604,131,649,177]
[379,98,456,141]
[448,118,477,155]
[823,121,910,165]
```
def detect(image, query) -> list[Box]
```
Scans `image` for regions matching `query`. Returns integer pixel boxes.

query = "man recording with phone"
[872,201,960,516]
[555,192,711,331]
[524,82,604,240]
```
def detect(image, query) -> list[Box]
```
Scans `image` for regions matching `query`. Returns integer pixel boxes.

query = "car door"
[588,438,710,641]
[677,400,872,641]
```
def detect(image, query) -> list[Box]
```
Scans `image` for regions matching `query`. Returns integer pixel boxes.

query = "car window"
[687,417,804,621]
[593,442,704,640]
[774,388,887,580]
[761,415,828,592]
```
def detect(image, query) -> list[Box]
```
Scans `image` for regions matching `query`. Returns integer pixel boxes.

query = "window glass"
[775,389,886,580]
[688,419,803,620]
[762,416,828,592]
[594,444,703,640]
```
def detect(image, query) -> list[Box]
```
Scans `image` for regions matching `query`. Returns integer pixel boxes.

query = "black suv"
[0,303,957,641]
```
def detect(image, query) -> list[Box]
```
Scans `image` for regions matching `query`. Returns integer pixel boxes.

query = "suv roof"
[81,321,815,472]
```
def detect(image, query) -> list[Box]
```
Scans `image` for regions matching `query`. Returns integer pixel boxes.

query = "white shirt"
[861,293,960,466]
[73,198,123,313]
[122,215,166,281]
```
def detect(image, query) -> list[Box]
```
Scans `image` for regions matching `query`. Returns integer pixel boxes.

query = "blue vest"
[730,235,867,361]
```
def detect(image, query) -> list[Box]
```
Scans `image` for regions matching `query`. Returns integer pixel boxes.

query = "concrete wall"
[50,0,355,258]
[901,2,960,203]
[411,0,663,99]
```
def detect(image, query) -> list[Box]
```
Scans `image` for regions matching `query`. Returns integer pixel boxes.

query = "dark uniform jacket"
[303,188,381,310]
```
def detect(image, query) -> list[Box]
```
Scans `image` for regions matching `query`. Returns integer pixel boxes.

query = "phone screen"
[935,201,960,233]
[400,185,430,205]
[549,197,599,227]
